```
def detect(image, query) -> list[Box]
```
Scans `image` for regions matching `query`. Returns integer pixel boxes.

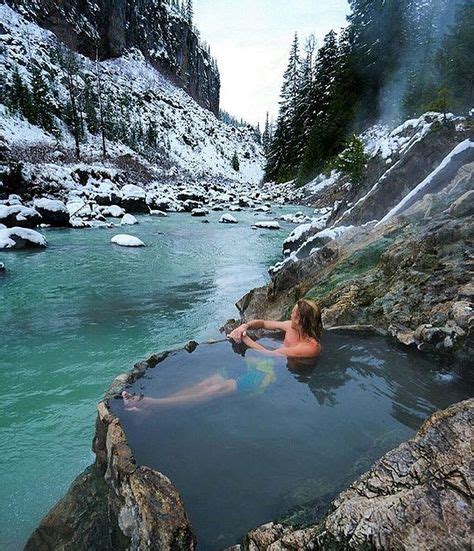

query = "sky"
[194,0,351,127]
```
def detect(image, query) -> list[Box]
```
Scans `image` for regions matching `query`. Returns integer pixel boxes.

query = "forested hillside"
[265,0,473,185]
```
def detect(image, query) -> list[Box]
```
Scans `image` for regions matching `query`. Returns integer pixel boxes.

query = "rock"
[182,200,202,212]
[229,205,242,212]
[111,235,145,247]
[252,221,280,230]
[388,324,416,346]
[0,227,48,249]
[191,208,208,217]
[448,190,474,217]
[219,214,238,224]
[0,262,5,273]
[242,399,473,550]
[451,301,473,330]
[149,210,168,217]
[121,213,138,225]
[0,204,42,228]
[101,205,126,218]
[120,185,148,213]
[33,198,69,227]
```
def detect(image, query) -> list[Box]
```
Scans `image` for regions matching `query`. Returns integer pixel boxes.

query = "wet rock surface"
[233,398,473,551]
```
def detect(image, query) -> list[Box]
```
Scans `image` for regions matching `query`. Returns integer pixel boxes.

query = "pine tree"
[186,0,193,25]
[83,75,99,134]
[262,112,271,155]
[331,134,368,184]
[231,151,240,171]
[265,33,300,182]
[146,120,158,147]
[437,2,474,112]
[30,65,55,131]
[8,67,33,119]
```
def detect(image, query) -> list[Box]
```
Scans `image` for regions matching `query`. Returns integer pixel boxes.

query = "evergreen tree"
[265,33,300,182]
[146,120,158,147]
[83,75,99,134]
[8,67,33,120]
[437,2,473,112]
[30,65,54,131]
[185,0,193,25]
[231,151,240,171]
[262,112,271,155]
[331,134,368,184]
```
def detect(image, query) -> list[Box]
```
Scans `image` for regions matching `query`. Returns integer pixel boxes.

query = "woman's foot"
[121,390,144,411]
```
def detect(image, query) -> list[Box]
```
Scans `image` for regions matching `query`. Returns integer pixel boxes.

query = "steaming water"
[0,206,309,549]
[113,336,473,550]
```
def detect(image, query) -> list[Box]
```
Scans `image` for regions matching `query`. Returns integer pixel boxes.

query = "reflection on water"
[112,333,473,551]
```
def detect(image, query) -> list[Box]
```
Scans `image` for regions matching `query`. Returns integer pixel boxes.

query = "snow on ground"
[0,4,264,186]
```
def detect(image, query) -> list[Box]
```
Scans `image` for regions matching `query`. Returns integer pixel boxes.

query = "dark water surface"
[113,334,473,550]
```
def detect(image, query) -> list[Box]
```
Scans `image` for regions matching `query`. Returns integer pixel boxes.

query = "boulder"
[191,208,208,217]
[0,204,42,228]
[101,205,125,218]
[219,214,238,224]
[111,234,145,247]
[0,227,48,249]
[33,198,69,227]
[252,221,280,230]
[121,214,138,226]
[120,185,148,213]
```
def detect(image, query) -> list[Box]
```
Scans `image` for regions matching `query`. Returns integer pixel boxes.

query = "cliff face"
[4,0,220,114]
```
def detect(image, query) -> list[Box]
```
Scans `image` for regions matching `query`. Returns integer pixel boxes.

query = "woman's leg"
[122,378,237,409]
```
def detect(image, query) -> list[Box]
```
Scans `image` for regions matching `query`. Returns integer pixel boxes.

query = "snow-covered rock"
[219,214,238,224]
[121,213,138,225]
[149,210,168,217]
[255,205,271,212]
[33,198,69,227]
[0,227,48,249]
[252,221,280,230]
[111,234,146,247]
[0,205,42,228]
[229,205,242,212]
[101,205,126,218]
[191,208,208,217]
[120,185,148,213]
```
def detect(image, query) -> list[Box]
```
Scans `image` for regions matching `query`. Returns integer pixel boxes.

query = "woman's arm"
[241,334,320,358]
[229,319,290,343]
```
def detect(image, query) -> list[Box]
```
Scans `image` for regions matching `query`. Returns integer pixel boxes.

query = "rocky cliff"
[236,115,473,373]
[4,0,220,114]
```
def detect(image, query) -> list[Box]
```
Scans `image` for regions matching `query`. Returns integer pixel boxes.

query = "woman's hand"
[228,323,248,343]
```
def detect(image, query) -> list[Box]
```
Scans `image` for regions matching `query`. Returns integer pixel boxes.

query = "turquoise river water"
[1,206,472,549]
[0,206,309,549]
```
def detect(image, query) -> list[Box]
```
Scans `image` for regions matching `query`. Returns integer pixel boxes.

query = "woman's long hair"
[296,299,323,341]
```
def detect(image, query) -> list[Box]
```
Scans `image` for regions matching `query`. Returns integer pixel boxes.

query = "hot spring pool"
[111,332,473,550]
